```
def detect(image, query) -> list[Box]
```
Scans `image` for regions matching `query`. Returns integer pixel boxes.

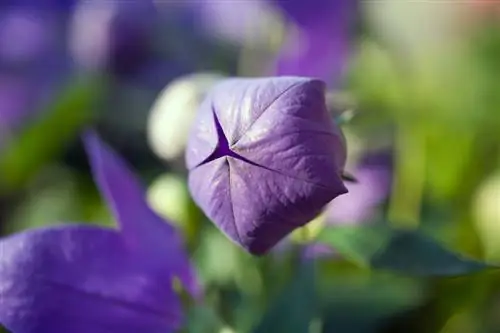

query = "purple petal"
[272,0,358,85]
[186,77,347,255]
[83,130,200,298]
[0,225,181,333]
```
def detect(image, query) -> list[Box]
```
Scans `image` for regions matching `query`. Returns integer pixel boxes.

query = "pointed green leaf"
[317,225,494,276]
[317,272,426,332]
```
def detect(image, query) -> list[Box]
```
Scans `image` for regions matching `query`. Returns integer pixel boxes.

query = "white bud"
[147,72,224,163]
[474,170,500,261]
[147,174,191,226]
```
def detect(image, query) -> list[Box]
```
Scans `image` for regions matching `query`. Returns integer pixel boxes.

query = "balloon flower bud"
[186,77,347,255]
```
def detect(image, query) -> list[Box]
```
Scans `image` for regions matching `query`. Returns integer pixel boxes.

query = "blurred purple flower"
[186,77,347,255]
[70,0,157,77]
[0,131,200,333]
[0,10,54,65]
[327,152,393,224]
[271,0,358,85]
[0,4,73,149]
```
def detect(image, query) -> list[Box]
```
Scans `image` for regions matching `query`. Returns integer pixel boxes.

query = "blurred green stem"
[388,119,426,229]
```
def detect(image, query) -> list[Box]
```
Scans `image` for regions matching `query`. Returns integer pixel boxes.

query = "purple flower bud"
[186,77,348,255]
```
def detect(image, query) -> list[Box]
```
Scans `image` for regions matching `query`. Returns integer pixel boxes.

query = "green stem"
[388,119,426,229]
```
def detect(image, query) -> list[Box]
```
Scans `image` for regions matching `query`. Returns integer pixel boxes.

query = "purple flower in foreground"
[186,77,347,255]
[271,0,358,85]
[0,131,199,333]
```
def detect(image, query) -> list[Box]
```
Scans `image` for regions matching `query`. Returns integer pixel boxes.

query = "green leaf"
[252,261,316,333]
[316,225,494,276]
[0,76,105,193]
[317,272,426,333]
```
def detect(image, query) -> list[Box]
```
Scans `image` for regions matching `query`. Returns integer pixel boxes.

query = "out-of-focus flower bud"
[147,174,191,228]
[147,72,225,163]
[474,170,500,261]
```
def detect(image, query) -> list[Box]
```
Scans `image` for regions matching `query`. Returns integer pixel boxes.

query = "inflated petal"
[186,77,347,255]
[0,225,180,333]
[83,130,200,298]
[271,0,358,85]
